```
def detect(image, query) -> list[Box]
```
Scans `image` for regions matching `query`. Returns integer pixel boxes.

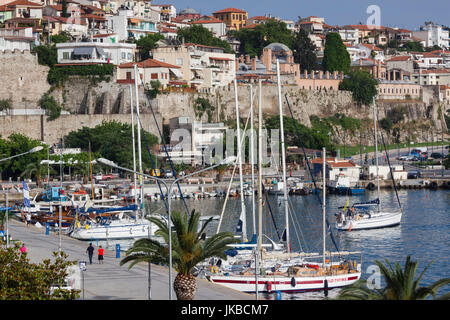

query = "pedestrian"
[20,243,27,254]
[98,245,104,264]
[86,243,94,264]
[25,212,32,227]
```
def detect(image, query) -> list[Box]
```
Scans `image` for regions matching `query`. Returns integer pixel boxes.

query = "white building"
[189,16,227,38]
[0,27,34,51]
[413,22,449,49]
[151,4,176,22]
[107,7,158,41]
[56,41,135,65]
[152,42,236,91]
[364,165,407,180]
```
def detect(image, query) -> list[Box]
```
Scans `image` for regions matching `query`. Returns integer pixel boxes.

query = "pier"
[6,219,254,300]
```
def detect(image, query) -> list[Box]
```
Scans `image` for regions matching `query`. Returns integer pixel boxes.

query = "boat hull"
[70,221,156,240]
[336,211,402,231]
[208,272,361,293]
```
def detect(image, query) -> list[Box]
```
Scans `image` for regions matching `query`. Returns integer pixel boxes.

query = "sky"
[152,0,450,30]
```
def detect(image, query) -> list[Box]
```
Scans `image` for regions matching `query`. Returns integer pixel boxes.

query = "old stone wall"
[0,50,50,109]
[0,113,162,145]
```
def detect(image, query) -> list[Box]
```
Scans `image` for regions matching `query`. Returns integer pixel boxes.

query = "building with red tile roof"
[212,7,247,31]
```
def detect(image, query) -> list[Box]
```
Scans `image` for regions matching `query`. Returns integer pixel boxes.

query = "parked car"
[397,155,409,161]
[407,171,422,179]
[430,152,444,159]
[94,173,116,182]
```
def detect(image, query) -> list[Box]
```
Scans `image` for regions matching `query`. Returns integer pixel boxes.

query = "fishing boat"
[335,98,403,231]
[327,175,365,195]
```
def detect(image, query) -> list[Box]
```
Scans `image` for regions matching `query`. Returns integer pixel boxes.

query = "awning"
[96,47,105,56]
[169,68,183,78]
[73,47,94,56]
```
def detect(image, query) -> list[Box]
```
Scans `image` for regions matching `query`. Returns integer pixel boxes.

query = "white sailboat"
[335,98,403,231]
[207,63,362,294]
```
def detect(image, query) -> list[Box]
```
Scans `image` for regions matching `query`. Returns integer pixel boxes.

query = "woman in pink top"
[20,244,27,253]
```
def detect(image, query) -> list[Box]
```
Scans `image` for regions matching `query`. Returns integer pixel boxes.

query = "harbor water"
[101,188,449,300]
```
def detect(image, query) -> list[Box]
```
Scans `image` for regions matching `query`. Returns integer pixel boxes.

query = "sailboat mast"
[250,84,256,235]
[134,65,144,218]
[373,97,381,212]
[256,79,263,299]
[234,79,247,242]
[276,59,290,254]
[322,147,326,267]
[130,84,138,205]
[89,141,94,200]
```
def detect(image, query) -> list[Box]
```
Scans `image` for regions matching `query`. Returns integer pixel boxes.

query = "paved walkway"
[7,219,254,300]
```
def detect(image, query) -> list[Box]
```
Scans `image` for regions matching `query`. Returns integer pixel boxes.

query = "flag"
[235,210,244,233]
[22,181,30,208]
[343,198,350,212]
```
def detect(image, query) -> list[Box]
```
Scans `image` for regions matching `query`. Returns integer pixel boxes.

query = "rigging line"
[286,199,306,252]
[380,131,403,212]
[261,183,282,241]
[135,77,190,216]
[284,93,340,252]
[216,106,253,234]
[134,113,169,213]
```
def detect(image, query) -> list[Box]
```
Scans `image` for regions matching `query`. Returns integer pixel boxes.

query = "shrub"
[38,93,62,121]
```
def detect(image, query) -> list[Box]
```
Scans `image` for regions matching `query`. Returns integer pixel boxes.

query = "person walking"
[86,243,94,264]
[25,212,32,227]
[98,245,104,264]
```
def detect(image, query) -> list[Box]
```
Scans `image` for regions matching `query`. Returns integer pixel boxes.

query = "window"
[127,53,132,60]
[121,52,126,59]
[151,73,158,79]
[63,52,70,60]
[176,58,183,65]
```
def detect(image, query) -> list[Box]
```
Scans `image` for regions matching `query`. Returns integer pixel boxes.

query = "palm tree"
[21,161,48,188]
[337,256,450,300]
[120,210,238,300]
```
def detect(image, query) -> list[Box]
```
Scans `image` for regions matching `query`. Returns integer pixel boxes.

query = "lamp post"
[1,146,43,248]
[97,156,236,300]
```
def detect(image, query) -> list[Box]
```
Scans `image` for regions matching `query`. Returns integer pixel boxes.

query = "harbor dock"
[6,219,254,300]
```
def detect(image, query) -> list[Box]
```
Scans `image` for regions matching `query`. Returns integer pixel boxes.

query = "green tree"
[0,134,46,180]
[339,70,379,106]
[0,244,80,300]
[177,25,233,53]
[403,41,424,52]
[336,256,450,300]
[51,31,71,44]
[64,121,159,170]
[379,117,393,133]
[135,33,165,60]
[38,93,62,120]
[292,29,318,71]
[193,97,215,122]
[230,19,293,57]
[34,45,57,68]
[0,99,11,112]
[61,0,69,18]
[120,210,238,300]
[265,115,334,151]
[322,32,351,73]
[20,161,47,188]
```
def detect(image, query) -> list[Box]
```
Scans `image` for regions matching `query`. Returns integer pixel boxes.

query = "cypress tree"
[322,32,350,73]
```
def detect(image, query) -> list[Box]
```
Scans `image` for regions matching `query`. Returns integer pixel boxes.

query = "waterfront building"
[311,157,361,184]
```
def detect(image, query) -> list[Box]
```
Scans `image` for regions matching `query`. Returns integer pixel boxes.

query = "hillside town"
[0,0,449,303]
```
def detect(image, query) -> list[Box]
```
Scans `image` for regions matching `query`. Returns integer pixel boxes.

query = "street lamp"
[97,156,236,300]
[1,145,44,248]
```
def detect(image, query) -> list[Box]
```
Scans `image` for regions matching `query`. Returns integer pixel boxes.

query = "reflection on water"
[113,189,450,299]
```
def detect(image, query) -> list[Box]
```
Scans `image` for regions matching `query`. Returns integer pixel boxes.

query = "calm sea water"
[104,188,450,300]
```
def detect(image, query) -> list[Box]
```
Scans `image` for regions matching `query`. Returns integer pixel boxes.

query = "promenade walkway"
[7,219,254,300]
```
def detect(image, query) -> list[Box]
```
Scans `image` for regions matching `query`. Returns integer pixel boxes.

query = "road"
[6,219,255,300]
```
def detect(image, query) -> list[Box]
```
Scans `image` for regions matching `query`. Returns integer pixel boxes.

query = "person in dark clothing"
[86,243,94,264]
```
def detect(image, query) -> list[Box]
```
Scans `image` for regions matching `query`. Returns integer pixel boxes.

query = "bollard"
[116,244,120,258]
[46,223,49,235]
[275,290,282,300]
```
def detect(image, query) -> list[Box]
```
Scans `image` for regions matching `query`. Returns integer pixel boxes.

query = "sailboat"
[335,98,403,231]
[207,62,362,294]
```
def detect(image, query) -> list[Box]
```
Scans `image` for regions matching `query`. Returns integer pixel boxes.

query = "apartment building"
[152,41,236,91]
[413,22,449,49]
[212,7,247,31]
[107,7,157,41]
